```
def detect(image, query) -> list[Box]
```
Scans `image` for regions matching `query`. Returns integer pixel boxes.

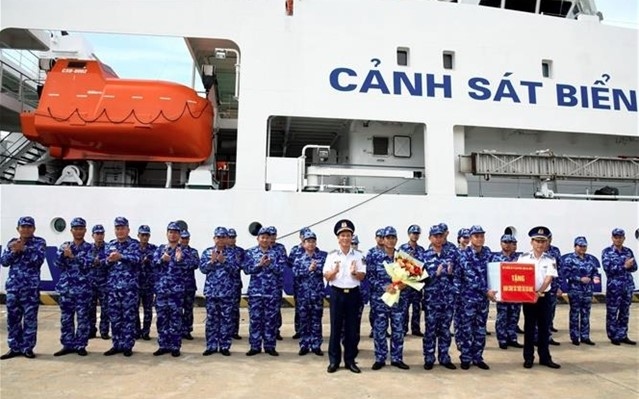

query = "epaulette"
[328,249,338,255]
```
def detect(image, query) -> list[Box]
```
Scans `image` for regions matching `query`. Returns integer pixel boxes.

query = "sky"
[77,0,637,90]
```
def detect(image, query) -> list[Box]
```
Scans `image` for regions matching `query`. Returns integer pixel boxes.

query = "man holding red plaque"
[517,226,560,369]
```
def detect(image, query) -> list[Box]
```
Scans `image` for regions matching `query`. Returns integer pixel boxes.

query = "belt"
[331,286,358,294]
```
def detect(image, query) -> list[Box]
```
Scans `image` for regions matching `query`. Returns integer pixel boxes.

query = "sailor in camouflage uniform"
[288,227,311,339]
[136,225,156,341]
[200,227,237,356]
[292,230,327,356]
[561,236,600,346]
[490,234,523,350]
[151,222,186,357]
[367,226,410,371]
[362,228,385,339]
[422,225,457,370]
[227,228,244,340]
[602,228,637,345]
[88,224,110,340]
[399,224,426,336]
[545,236,562,344]
[267,226,287,341]
[103,217,141,357]
[455,225,493,370]
[0,216,46,360]
[179,230,199,340]
[54,217,93,356]
[243,227,283,356]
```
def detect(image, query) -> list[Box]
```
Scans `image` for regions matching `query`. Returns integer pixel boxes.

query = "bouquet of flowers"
[381,250,428,307]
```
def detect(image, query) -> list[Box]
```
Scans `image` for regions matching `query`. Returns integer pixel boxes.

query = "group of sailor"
[0,216,636,373]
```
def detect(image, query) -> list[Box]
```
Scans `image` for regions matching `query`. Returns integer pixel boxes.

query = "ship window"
[393,135,411,158]
[542,60,552,78]
[443,51,454,70]
[397,47,409,66]
[67,61,87,69]
[51,217,67,233]
[373,136,389,156]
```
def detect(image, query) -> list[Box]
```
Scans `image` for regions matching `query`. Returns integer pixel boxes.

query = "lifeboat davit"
[20,59,213,162]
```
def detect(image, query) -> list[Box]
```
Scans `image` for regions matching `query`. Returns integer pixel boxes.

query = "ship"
[0,0,637,294]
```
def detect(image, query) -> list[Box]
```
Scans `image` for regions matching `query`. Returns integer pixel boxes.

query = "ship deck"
[1,303,637,398]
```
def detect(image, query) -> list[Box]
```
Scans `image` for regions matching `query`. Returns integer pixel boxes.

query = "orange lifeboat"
[20,59,213,162]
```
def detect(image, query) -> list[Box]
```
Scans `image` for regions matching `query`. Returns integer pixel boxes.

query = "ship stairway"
[0,132,48,182]
[460,152,639,181]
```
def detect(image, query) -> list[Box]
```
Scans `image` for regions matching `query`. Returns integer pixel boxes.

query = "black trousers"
[328,286,361,366]
[523,295,552,363]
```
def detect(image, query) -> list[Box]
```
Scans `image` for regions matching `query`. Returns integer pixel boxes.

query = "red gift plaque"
[499,262,536,303]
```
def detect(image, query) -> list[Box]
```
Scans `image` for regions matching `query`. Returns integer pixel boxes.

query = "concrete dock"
[1,303,637,399]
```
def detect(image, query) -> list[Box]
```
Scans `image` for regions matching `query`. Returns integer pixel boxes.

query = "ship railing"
[0,49,41,111]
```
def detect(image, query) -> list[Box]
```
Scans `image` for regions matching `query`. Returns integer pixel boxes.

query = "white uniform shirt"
[324,247,366,289]
[517,251,558,292]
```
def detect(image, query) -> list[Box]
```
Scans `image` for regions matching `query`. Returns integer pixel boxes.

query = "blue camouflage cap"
[469,225,486,235]
[383,226,397,237]
[227,228,237,237]
[611,228,625,237]
[114,216,129,227]
[92,224,105,234]
[458,228,470,239]
[302,230,317,241]
[429,225,444,236]
[70,217,86,228]
[138,224,151,234]
[574,236,588,246]
[438,223,449,232]
[180,230,191,238]
[407,224,421,234]
[375,228,385,238]
[166,222,181,231]
[214,226,229,237]
[17,216,35,227]
[500,234,517,243]
[257,227,270,236]
[528,226,551,240]
[299,227,311,237]
[351,234,359,245]
[266,226,277,235]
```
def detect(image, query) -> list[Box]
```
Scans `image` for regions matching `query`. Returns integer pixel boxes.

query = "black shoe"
[100,333,111,340]
[516,326,525,334]
[142,334,151,341]
[475,361,490,370]
[346,363,361,373]
[54,347,75,357]
[509,341,524,348]
[386,332,391,338]
[171,350,181,357]
[77,348,88,356]
[327,363,339,373]
[485,331,492,336]
[88,331,97,339]
[423,362,434,370]
[103,347,119,356]
[232,334,242,340]
[312,348,324,356]
[292,333,301,339]
[246,348,261,356]
[276,334,283,341]
[550,327,558,333]
[412,331,424,337]
[265,349,279,356]
[123,349,133,357]
[203,349,216,356]
[23,350,35,359]
[182,333,193,341]
[581,339,596,346]
[372,361,385,370]
[621,337,637,345]
[298,348,310,356]
[368,332,373,338]
[523,360,533,369]
[499,343,508,350]
[391,361,410,370]
[0,350,21,360]
[153,348,170,356]
[220,349,231,356]
[540,360,561,369]
[549,339,560,346]
[461,362,470,370]
[572,340,580,346]
[441,362,457,370]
